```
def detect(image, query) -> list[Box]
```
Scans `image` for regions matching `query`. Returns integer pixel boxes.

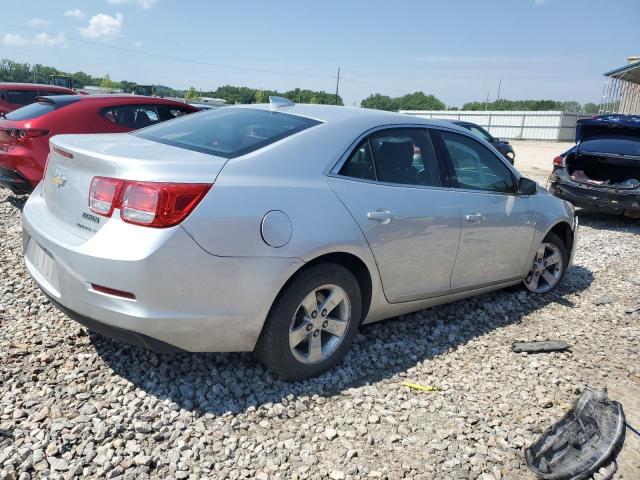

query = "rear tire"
[523,232,568,294]
[255,263,361,381]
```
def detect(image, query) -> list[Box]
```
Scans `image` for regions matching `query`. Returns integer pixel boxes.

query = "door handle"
[465,213,486,224]
[367,210,395,224]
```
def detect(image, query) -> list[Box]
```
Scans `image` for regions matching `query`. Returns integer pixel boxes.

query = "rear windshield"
[4,89,38,106]
[5,102,56,120]
[5,102,55,121]
[133,108,321,158]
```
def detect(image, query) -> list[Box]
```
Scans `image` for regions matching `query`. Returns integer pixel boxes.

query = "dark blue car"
[549,114,640,217]
[449,120,515,164]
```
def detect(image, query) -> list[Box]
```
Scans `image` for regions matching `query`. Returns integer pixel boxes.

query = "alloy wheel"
[524,242,563,293]
[288,284,351,365]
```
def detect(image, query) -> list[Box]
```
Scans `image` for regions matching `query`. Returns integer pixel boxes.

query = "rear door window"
[134,107,321,158]
[5,90,38,106]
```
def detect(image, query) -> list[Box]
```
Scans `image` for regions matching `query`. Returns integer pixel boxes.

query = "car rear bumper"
[22,188,303,352]
[549,170,640,213]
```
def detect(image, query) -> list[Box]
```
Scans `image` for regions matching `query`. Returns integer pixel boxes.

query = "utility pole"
[496,79,502,107]
[484,91,489,110]
[335,67,341,105]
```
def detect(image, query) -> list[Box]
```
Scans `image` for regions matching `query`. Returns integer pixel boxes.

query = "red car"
[0,82,76,116]
[0,95,198,193]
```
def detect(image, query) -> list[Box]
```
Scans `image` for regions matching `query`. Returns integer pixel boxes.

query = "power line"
[0,22,335,80]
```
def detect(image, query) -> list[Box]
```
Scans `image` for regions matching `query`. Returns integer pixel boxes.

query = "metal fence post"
[519,113,526,140]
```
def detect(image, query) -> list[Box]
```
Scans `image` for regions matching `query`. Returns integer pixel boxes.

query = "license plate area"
[26,239,61,297]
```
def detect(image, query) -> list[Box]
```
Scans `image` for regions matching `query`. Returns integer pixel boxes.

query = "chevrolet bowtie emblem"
[52,173,67,188]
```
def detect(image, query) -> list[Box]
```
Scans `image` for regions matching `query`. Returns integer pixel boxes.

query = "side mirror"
[518,177,537,195]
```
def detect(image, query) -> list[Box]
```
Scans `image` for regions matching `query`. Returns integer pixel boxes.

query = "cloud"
[34,32,67,48]
[107,0,157,9]
[63,9,86,20]
[79,13,124,38]
[134,41,143,48]
[534,0,551,4]
[28,18,51,28]
[2,32,67,48]
[3,33,28,46]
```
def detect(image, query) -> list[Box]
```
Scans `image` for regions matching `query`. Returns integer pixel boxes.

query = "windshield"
[134,107,321,158]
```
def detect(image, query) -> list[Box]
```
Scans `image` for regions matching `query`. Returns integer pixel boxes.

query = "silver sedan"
[22,98,578,380]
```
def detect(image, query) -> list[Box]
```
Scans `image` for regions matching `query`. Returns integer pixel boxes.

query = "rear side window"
[101,105,162,129]
[134,108,321,158]
[340,140,376,180]
[5,90,38,106]
[5,102,55,120]
[339,128,441,187]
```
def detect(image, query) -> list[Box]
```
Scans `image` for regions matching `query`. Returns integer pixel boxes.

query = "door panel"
[329,177,461,302]
[451,191,535,288]
[434,129,536,288]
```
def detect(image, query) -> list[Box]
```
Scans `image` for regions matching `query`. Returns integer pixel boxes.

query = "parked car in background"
[549,114,640,217]
[0,82,76,116]
[22,100,578,380]
[449,120,515,164]
[0,95,197,193]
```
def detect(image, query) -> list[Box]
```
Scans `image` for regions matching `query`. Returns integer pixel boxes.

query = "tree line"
[1,58,599,112]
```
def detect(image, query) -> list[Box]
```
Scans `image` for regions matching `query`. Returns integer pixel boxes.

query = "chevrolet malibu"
[22,98,578,380]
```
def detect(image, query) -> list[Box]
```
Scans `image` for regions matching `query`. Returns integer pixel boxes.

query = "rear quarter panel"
[181,119,377,262]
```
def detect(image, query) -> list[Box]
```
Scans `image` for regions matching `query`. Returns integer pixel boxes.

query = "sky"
[0,0,639,107]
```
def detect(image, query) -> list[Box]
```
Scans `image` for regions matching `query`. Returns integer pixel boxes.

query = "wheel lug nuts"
[313,330,320,337]
[322,321,328,328]
[311,311,318,318]
[321,309,327,317]
[306,324,313,331]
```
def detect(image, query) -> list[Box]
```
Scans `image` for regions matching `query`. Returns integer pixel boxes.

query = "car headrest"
[135,111,151,129]
[378,141,414,170]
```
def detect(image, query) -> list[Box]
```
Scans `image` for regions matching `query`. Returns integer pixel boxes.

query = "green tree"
[360,93,398,111]
[583,102,600,114]
[185,86,198,100]
[255,89,267,103]
[100,74,117,93]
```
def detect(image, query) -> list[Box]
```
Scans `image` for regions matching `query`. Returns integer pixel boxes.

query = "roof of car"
[232,103,466,130]
[0,82,74,91]
[36,94,198,109]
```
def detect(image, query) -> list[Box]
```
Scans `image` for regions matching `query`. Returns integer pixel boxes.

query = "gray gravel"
[1,185,639,480]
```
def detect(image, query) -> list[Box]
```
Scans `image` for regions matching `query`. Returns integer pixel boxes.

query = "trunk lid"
[576,114,640,145]
[42,133,229,240]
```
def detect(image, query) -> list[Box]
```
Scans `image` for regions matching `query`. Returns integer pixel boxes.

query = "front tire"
[255,263,362,381]
[523,232,568,294]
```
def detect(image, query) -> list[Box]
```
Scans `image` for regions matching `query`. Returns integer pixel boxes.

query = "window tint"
[134,108,320,158]
[101,105,162,129]
[468,125,492,142]
[157,105,194,121]
[440,131,514,193]
[339,140,375,180]
[5,90,38,106]
[5,102,55,120]
[38,90,69,97]
[369,128,441,186]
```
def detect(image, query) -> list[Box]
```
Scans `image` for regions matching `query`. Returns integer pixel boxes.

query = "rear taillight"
[4,128,49,141]
[89,177,211,228]
[553,155,565,168]
[89,177,123,217]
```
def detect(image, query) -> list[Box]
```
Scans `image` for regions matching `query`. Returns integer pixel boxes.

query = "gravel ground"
[1,144,639,479]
